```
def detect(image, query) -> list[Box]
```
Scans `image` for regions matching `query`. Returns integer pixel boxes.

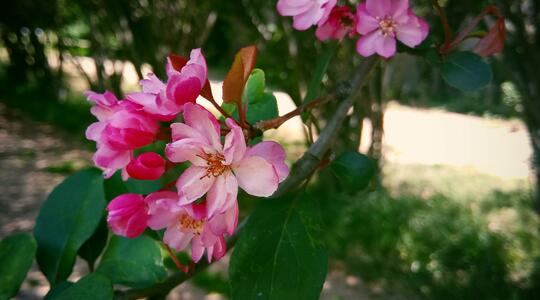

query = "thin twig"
[253,94,335,131]
[432,0,453,52]
[164,244,189,273]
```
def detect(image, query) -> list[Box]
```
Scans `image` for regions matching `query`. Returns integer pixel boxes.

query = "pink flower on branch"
[85,91,159,178]
[166,103,289,217]
[107,194,149,238]
[316,6,358,41]
[355,0,429,58]
[277,0,337,30]
[127,48,208,121]
[146,191,235,263]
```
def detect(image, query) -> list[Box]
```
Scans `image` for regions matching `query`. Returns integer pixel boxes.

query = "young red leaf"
[222,45,258,104]
[474,18,506,57]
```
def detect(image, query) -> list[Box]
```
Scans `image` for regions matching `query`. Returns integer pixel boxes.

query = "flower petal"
[206,171,238,217]
[164,226,192,251]
[176,166,216,204]
[232,156,279,197]
[356,31,380,57]
[376,34,397,58]
[366,0,391,17]
[223,118,246,164]
[246,141,289,183]
[183,103,222,150]
[356,3,380,35]
[165,138,211,167]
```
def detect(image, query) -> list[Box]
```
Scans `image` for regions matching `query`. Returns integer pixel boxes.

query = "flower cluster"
[277,0,429,58]
[86,49,289,263]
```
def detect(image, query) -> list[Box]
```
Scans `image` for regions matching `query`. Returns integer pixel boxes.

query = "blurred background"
[1,0,539,299]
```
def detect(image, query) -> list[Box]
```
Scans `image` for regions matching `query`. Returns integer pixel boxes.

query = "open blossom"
[126,152,166,180]
[107,194,149,238]
[146,191,236,262]
[165,103,289,217]
[316,6,357,41]
[277,0,337,30]
[127,48,208,121]
[355,0,429,58]
[85,91,159,178]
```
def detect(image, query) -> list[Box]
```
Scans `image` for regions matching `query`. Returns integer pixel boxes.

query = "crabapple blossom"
[277,0,337,30]
[165,103,289,218]
[126,152,166,180]
[107,194,149,238]
[316,6,358,41]
[146,191,234,263]
[85,91,159,178]
[355,0,429,58]
[127,48,208,121]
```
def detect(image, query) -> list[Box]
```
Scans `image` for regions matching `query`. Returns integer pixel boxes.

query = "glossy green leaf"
[51,273,112,300]
[77,217,108,270]
[97,235,167,288]
[0,234,37,299]
[440,51,492,91]
[330,151,374,192]
[243,68,265,104]
[247,92,279,124]
[34,169,106,286]
[302,43,336,121]
[229,193,328,300]
[124,178,161,194]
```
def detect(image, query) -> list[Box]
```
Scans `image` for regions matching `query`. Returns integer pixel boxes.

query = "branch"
[273,57,379,197]
[114,57,378,299]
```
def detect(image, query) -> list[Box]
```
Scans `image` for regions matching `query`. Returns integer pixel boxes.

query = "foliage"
[0,234,37,299]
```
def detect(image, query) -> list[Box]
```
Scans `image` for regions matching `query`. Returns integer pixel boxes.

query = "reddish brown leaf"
[201,80,215,101]
[222,45,258,104]
[168,54,188,71]
[474,18,506,57]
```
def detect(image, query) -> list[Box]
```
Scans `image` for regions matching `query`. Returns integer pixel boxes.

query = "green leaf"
[440,51,492,91]
[44,281,73,300]
[243,68,266,104]
[0,234,37,299]
[229,193,328,300]
[51,273,112,300]
[247,92,279,124]
[97,235,167,288]
[302,43,337,121]
[124,178,162,194]
[34,169,106,286]
[77,217,108,270]
[103,171,128,202]
[330,151,374,192]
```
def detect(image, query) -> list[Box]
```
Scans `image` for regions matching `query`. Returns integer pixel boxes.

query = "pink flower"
[127,48,208,121]
[316,6,357,41]
[126,152,166,180]
[165,103,289,217]
[146,191,234,263]
[355,0,429,58]
[277,0,337,30]
[107,194,149,238]
[85,91,160,178]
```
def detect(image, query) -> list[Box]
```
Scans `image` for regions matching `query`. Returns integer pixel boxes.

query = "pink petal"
[232,156,279,197]
[164,226,192,251]
[191,236,205,262]
[183,103,222,151]
[315,22,335,41]
[277,0,312,16]
[93,146,131,179]
[356,4,380,35]
[176,166,216,204]
[140,73,165,94]
[146,191,181,230]
[223,118,246,165]
[246,141,289,183]
[376,34,397,58]
[397,17,426,48]
[293,3,325,30]
[209,201,239,236]
[206,171,238,217]
[166,138,211,166]
[170,122,206,142]
[166,75,201,106]
[212,237,226,261]
[366,0,391,17]
[391,0,409,18]
[182,48,208,84]
[107,194,148,238]
[85,121,106,142]
[126,152,165,180]
[356,31,380,57]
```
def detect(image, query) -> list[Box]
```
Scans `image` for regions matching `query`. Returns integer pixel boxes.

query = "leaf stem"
[163,244,189,273]
[432,0,453,53]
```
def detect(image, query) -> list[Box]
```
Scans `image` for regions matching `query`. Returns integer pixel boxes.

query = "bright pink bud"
[126,152,166,180]
[107,194,148,238]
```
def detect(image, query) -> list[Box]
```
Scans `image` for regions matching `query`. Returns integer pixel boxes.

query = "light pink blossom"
[316,6,357,41]
[85,91,159,178]
[277,0,337,30]
[165,103,289,217]
[355,0,429,58]
[107,194,149,238]
[146,191,234,262]
[126,152,166,180]
[127,48,208,121]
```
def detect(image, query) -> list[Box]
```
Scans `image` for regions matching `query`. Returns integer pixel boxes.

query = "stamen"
[379,17,397,37]
[179,214,204,235]
[198,152,230,179]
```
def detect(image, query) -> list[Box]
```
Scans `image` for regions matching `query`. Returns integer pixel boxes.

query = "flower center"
[179,214,204,235]
[197,152,229,178]
[378,17,397,37]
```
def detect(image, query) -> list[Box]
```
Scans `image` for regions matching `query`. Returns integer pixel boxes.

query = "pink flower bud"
[126,152,166,180]
[107,194,148,238]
